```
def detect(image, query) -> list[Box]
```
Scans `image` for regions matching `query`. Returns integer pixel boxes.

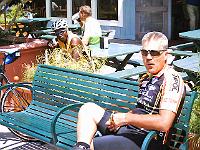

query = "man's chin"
[146,68,157,75]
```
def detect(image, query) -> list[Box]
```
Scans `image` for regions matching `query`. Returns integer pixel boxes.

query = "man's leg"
[76,102,105,147]
[93,134,141,150]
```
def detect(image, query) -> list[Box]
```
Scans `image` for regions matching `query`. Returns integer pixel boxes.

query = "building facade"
[35,0,172,40]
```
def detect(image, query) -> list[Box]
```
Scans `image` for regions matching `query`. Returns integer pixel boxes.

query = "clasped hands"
[105,112,127,132]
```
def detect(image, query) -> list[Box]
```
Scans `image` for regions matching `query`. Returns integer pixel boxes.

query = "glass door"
[135,0,169,40]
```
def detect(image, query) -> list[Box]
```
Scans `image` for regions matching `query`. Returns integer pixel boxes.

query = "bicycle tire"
[0,86,37,141]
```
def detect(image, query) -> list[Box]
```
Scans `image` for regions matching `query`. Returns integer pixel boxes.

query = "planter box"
[0,38,48,82]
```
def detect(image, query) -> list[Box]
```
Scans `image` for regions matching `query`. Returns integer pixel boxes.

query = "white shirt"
[83,17,102,39]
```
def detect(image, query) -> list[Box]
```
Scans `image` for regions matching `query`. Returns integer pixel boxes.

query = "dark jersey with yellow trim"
[133,65,185,116]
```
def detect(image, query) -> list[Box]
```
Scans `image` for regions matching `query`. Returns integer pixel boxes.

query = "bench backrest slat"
[32,65,138,114]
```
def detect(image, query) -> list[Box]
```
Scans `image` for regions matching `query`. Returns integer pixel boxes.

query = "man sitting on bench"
[72,31,186,150]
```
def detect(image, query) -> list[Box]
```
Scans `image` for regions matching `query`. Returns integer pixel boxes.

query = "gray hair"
[142,31,168,50]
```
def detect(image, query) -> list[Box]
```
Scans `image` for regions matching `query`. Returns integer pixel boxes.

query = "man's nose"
[146,53,153,59]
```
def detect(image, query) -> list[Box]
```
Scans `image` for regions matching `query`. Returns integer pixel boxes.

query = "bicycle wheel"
[0,86,37,141]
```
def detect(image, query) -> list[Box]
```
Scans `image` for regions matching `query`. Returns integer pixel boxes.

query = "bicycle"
[0,48,36,141]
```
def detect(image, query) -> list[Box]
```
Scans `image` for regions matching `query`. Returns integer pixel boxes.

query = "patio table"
[173,54,200,84]
[90,43,141,71]
[179,29,200,52]
[179,29,200,40]
[173,54,199,73]
[169,50,196,57]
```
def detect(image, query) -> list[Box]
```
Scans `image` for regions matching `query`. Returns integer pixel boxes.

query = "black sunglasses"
[141,49,166,57]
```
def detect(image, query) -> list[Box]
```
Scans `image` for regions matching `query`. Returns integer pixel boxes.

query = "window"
[95,0,123,27]
[72,0,91,15]
[97,0,118,20]
[51,0,67,17]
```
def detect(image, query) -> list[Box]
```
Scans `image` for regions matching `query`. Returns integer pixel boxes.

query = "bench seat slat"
[33,85,138,109]
[2,112,76,132]
[32,82,138,112]
[27,106,78,128]
[0,112,77,142]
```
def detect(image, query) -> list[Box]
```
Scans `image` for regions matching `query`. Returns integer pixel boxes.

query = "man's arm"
[106,109,176,132]
[126,109,176,132]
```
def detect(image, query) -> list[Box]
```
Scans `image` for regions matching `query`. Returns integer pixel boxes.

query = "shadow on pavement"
[0,132,60,150]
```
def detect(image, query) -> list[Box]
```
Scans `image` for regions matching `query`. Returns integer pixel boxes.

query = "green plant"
[189,70,200,149]
[0,0,28,31]
[0,5,24,24]
[23,47,106,82]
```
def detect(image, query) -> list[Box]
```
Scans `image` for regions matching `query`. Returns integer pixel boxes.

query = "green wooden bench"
[0,64,197,150]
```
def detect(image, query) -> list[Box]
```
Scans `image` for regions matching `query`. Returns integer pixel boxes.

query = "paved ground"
[0,125,61,150]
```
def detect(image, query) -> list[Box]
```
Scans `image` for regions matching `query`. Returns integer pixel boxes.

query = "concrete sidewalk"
[0,125,61,150]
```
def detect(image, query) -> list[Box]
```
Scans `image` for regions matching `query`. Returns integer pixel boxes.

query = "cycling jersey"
[136,65,185,115]
[57,31,79,50]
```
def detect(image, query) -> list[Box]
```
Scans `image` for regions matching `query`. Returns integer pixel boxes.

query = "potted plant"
[22,47,106,82]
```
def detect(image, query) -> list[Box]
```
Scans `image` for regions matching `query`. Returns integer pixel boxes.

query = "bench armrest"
[141,131,157,150]
[51,102,84,144]
[0,82,32,91]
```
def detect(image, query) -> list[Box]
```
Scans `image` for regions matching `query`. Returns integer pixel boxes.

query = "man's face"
[141,40,168,75]
[55,29,68,43]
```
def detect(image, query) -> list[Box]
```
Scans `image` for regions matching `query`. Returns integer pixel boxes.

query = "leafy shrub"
[0,4,24,24]
[189,70,200,149]
[23,48,106,82]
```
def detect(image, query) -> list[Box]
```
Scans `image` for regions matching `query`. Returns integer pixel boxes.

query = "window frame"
[46,0,123,27]
[92,0,123,27]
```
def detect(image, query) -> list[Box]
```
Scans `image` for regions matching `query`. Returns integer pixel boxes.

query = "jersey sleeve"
[159,70,185,113]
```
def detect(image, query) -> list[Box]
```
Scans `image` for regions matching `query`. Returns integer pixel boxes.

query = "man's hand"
[105,113,127,132]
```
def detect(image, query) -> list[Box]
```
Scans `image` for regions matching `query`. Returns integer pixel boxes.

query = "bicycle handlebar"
[0,48,21,65]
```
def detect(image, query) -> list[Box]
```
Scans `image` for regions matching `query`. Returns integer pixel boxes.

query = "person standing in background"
[186,0,200,30]
[79,5,102,46]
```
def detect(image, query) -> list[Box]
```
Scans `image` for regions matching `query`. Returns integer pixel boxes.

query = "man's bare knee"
[79,102,105,123]
[79,102,98,114]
